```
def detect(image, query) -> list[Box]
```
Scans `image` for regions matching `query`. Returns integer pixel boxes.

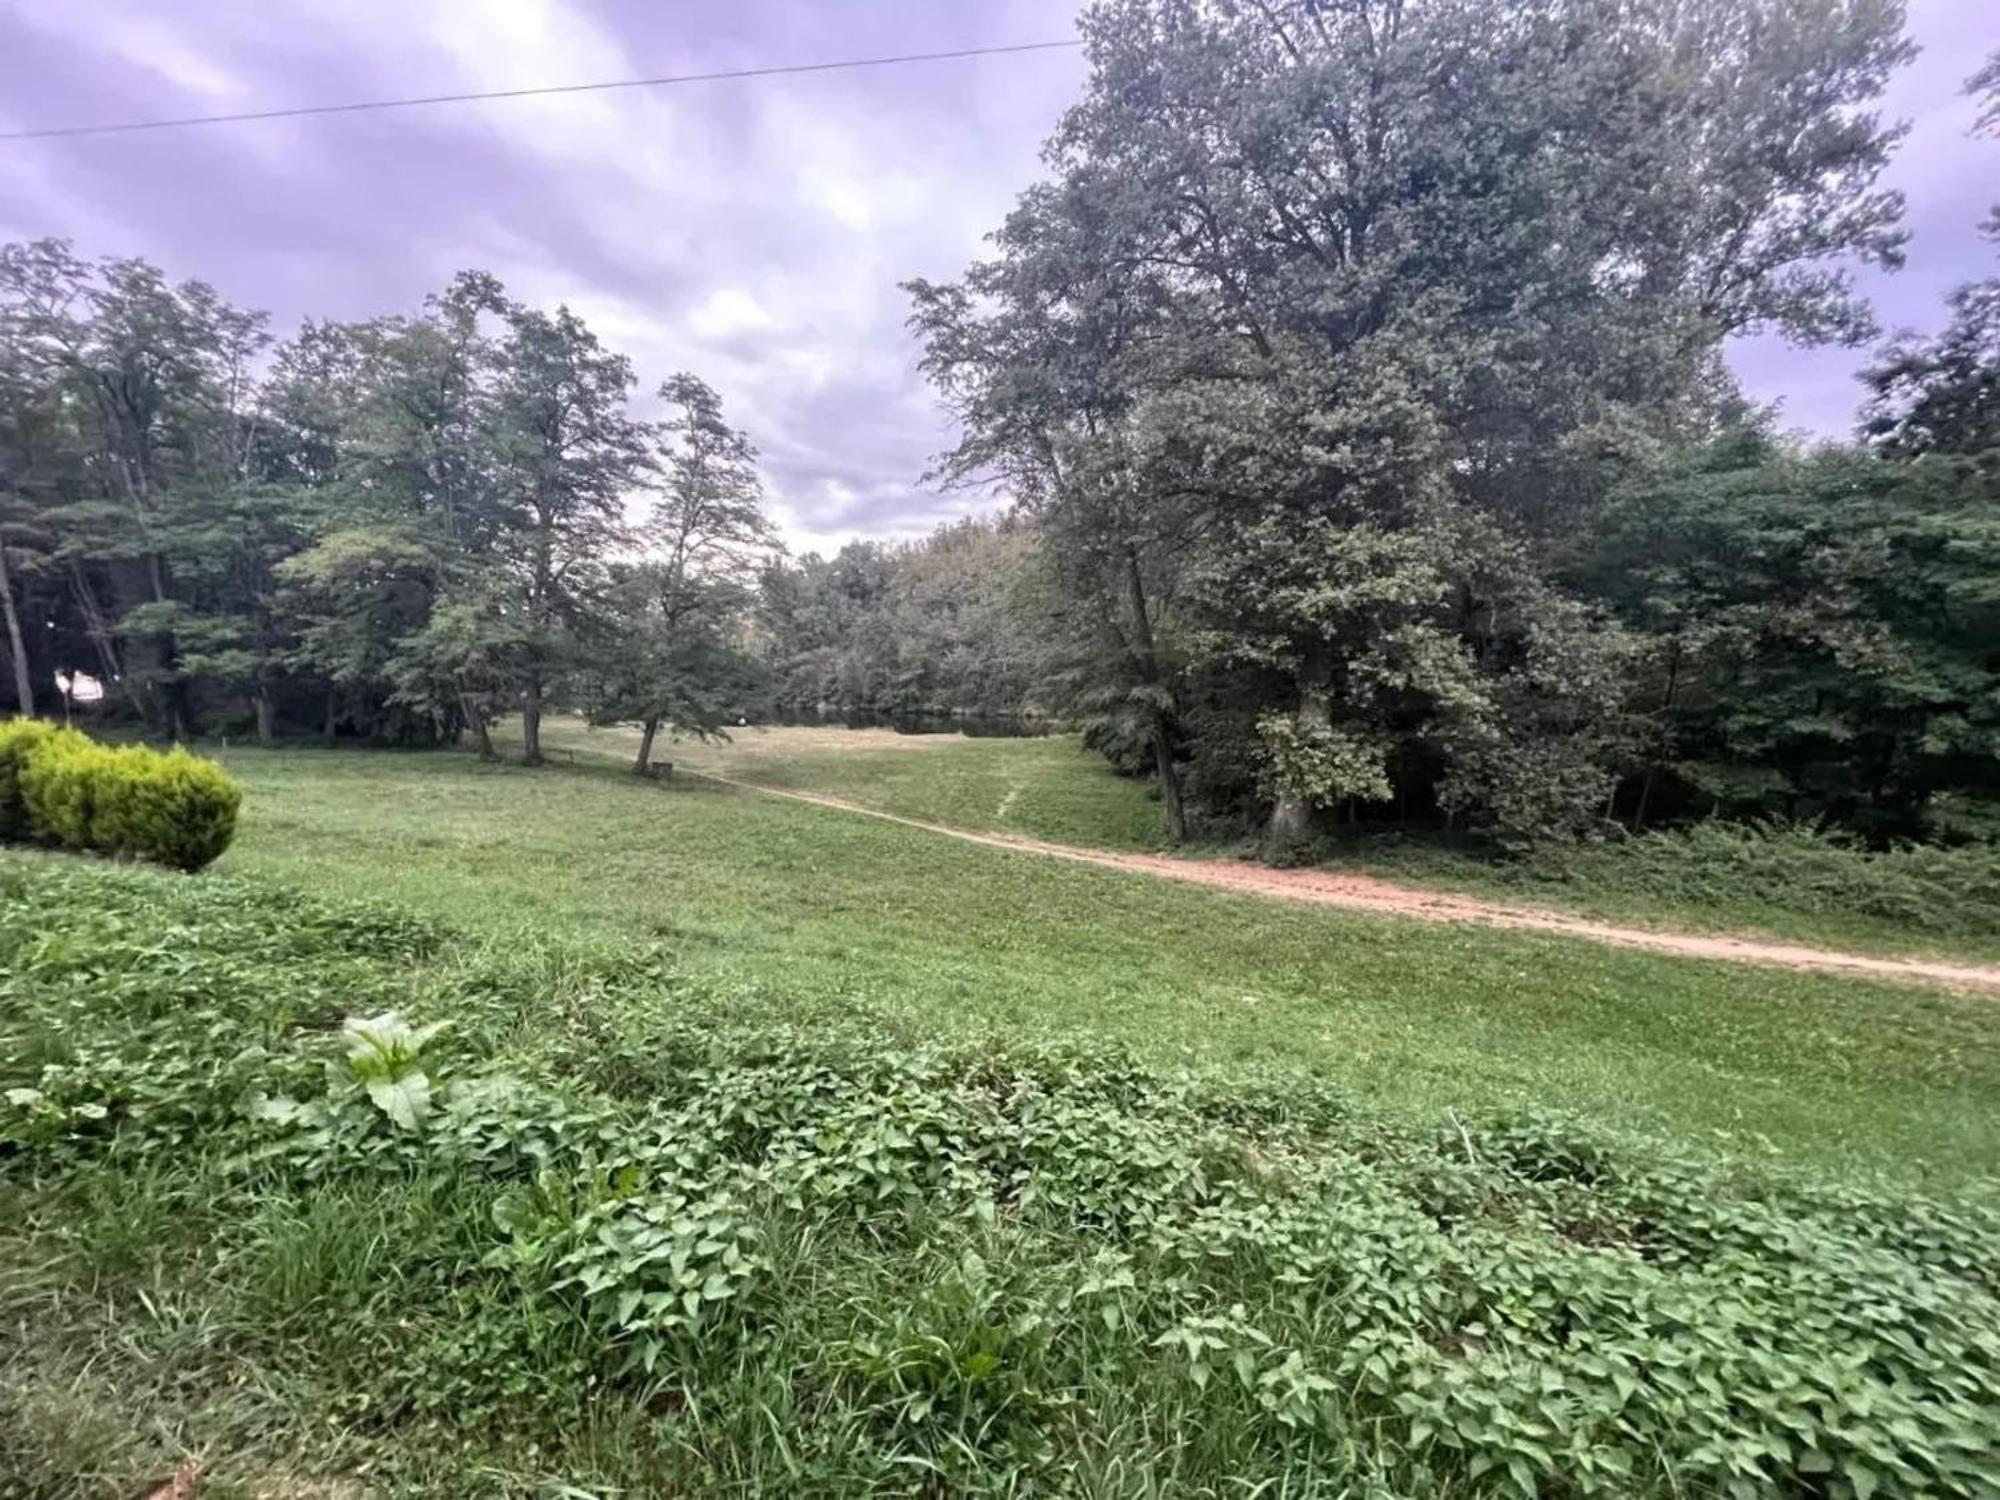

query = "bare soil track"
[692,771,2000,995]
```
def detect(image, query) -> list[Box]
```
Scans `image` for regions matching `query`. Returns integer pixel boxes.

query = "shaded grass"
[205,743,2000,1182]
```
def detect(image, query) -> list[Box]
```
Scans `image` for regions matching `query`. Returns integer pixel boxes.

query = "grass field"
[541,718,1172,850]
[4,738,1998,1496]
[204,743,1997,1178]
[538,720,2000,963]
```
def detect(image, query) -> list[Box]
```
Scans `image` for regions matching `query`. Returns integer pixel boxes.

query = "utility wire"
[0,38,1083,143]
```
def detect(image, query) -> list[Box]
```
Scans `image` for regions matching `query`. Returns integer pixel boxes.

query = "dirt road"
[692,772,2000,994]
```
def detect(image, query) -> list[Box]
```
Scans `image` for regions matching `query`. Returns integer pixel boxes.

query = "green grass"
[194,743,2000,1183]
[1302,830,2000,964]
[542,717,1171,849]
[4,855,1996,1497]
[544,720,2000,963]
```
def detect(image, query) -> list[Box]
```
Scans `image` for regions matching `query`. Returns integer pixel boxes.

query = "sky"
[0,0,1993,555]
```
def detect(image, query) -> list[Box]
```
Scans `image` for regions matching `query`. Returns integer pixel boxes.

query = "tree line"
[2,0,1995,853]
[758,517,1046,731]
[0,248,780,770]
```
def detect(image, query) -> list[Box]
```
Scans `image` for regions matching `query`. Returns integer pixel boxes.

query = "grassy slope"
[211,745,2000,1183]
[8,857,1993,1497]
[542,720,2000,963]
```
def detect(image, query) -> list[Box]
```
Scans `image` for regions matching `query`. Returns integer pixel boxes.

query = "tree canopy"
[907,0,1995,848]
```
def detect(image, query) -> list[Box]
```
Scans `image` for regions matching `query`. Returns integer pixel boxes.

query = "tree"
[1860,50,2000,462]
[1969,48,2000,237]
[1862,281,2000,462]
[488,303,645,763]
[912,0,1915,849]
[585,563,763,772]
[907,181,1203,840]
[388,582,529,759]
[0,241,271,736]
[588,375,777,773]
[1578,437,2000,838]
[757,519,1047,732]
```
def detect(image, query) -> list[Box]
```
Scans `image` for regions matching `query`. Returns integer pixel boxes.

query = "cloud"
[0,0,1089,544]
[0,0,1991,548]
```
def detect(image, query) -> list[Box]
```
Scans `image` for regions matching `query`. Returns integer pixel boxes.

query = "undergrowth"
[2,858,1997,1497]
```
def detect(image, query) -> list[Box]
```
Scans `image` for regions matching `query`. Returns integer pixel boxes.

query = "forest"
[1,0,1996,854]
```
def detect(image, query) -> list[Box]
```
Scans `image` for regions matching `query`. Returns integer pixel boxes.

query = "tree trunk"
[1267,793,1313,848]
[633,715,660,776]
[253,685,274,746]
[459,691,495,759]
[158,681,189,743]
[0,537,34,716]
[1121,547,1187,844]
[1266,673,1331,852]
[70,562,144,718]
[521,675,543,764]
[322,689,338,740]
[1150,711,1186,844]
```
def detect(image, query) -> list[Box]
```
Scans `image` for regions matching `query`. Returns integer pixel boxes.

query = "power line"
[0,38,1083,144]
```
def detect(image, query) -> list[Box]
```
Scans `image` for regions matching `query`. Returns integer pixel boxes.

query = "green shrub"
[0,718,73,840]
[90,744,242,872]
[1544,818,2000,938]
[13,730,241,872]
[17,731,113,850]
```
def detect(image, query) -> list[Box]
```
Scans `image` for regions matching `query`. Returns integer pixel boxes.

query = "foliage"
[10,725,239,870]
[759,516,1047,729]
[1342,819,2000,951]
[0,248,767,764]
[580,374,778,769]
[909,0,1919,849]
[340,1011,449,1131]
[2,858,1997,1495]
[1863,281,2000,462]
[0,716,66,839]
[1577,439,2000,840]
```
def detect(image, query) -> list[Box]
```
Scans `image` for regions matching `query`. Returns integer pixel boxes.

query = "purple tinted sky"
[0,1,1993,552]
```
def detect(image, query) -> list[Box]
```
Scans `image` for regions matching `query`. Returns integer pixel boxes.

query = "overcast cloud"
[0,1,1992,553]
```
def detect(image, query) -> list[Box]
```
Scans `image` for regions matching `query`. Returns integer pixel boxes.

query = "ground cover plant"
[3,854,1997,1498]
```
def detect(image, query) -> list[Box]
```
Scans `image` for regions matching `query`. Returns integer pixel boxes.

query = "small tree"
[587,375,777,774]
[585,564,762,772]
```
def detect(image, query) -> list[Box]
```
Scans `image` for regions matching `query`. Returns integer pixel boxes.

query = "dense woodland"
[1,0,1996,850]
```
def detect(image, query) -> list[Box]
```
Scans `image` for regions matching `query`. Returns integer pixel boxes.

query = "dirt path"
[690,772,2000,994]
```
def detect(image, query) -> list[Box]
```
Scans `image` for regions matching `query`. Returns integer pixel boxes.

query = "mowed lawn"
[537,720,2000,962]
[538,717,1172,850]
[212,744,2000,1183]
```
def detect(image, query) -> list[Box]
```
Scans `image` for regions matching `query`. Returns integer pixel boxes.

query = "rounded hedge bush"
[0,718,74,840]
[2,720,241,872]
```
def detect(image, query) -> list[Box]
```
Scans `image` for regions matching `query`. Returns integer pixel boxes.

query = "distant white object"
[54,670,104,704]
